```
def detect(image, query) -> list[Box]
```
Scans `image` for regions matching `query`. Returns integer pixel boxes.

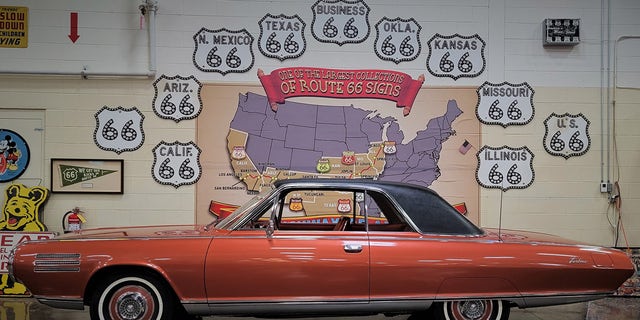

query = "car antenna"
[498,183,506,241]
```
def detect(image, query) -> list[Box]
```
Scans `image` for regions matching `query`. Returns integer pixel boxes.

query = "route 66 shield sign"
[476,82,535,127]
[152,75,202,122]
[258,13,306,61]
[427,33,486,80]
[374,17,421,64]
[193,28,254,75]
[476,145,534,191]
[152,141,202,187]
[543,113,591,159]
[311,0,371,45]
[94,106,145,154]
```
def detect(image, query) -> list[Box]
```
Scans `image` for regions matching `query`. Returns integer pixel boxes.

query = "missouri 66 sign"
[476,145,535,191]
[94,106,145,154]
[543,113,591,159]
[476,82,535,127]
[152,141,202,187]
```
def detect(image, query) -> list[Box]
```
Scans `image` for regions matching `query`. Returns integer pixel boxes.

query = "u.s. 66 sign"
[543,113,590,159]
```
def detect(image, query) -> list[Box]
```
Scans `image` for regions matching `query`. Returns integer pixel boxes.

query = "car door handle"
[343,244,363,253]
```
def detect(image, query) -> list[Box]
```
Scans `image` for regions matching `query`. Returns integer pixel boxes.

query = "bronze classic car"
[9,179,635,320]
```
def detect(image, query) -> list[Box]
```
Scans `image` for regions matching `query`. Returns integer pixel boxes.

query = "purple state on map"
[229,92,461,187]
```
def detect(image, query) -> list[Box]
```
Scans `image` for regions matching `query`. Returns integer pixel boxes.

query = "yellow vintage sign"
[0,6,28,48]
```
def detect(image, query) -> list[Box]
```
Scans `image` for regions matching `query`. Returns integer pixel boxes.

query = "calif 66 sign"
[152,141,202,188]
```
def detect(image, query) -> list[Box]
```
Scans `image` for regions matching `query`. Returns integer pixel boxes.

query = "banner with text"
[258,67,424,116]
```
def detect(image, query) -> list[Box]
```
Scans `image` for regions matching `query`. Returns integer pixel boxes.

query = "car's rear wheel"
[431,300,510,320]
[89,273,178,320]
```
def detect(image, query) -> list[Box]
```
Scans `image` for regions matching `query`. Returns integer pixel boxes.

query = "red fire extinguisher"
[62,207,86,233]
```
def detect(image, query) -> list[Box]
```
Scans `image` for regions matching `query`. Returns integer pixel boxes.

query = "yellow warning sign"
[0,6,28,48]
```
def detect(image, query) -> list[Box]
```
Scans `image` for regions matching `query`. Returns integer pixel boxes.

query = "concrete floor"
[0,297,637,320]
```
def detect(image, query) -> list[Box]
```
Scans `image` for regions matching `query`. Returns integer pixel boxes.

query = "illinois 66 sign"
[152,141,202,187]
[476,145,534,191]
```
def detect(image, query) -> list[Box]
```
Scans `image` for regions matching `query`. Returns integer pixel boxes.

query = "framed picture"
[51,159,124,194]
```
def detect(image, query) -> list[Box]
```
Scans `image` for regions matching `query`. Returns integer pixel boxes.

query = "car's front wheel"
[89,273,178,320]
[430,300,510,320]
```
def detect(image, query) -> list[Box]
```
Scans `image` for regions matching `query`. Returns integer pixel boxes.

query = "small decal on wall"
[543,113,591,159]
[152,75,203,122]
[258,13,306,61]
[374,17,421,64]
[476,82,535,127]
[476,145,534,191]
[94,106,145,154]
[0,129,30,183]
[311,0,371,46]
[193,28,254,75]
[427,33,486,80]
[152,141,202,187]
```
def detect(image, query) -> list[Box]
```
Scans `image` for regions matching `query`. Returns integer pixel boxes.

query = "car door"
[205,188,369,304]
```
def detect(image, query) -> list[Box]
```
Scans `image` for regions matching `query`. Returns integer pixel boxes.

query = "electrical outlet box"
[600,182,610,193]
[543,18,580,46]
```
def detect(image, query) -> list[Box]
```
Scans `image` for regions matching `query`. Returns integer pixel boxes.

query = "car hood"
[54,224,216,240]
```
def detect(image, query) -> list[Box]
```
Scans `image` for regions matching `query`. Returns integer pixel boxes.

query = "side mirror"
[266,220,275,238]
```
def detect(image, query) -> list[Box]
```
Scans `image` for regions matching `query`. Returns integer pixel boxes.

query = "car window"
[268,188,410,232]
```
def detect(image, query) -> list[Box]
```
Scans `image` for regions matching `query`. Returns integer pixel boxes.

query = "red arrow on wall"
[68,12,79,43]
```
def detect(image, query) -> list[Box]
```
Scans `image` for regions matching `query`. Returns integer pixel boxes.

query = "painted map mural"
[226,92,462,192]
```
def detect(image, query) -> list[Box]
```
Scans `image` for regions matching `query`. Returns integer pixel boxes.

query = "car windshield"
[210,189,272,230]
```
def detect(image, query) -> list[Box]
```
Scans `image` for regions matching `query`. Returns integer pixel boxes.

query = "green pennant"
[58,164,117,187]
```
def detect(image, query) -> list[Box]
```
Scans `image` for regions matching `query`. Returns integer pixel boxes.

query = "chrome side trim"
[35,297,85,310]
[34,253,81,272]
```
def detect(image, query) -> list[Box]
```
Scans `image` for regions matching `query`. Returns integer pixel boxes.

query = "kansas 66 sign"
[152,141,202,187]
[94,106,145,154]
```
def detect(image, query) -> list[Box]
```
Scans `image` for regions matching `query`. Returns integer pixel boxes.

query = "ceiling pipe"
[0,1,158,79]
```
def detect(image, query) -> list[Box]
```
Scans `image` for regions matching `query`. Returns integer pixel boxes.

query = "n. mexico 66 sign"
[427,33,486,80]
[152,141,201,187]
[193,28,254,75]
[476,146,534,191]
[543,113,591,159]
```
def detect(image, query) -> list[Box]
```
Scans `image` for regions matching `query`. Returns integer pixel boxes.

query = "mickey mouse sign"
[0,129,29,183]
